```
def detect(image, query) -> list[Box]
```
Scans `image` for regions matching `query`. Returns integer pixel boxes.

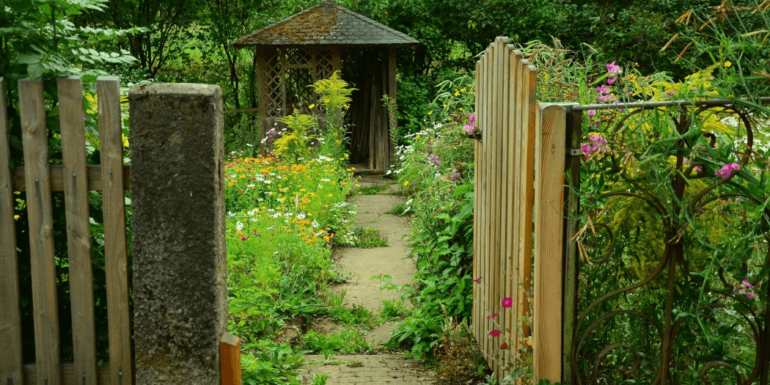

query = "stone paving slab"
[301,355,436,385]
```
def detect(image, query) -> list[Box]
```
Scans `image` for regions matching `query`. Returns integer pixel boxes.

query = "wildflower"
[472,276,482,282]
[451,173,459,181]
[581,133,608,160]
[454,90,460,96]
[596,85,610,95]
[403,181,409,186]
[487,313,498,319]
[500,343,508,349]
[241,237,247,241]
[489,330,501,337]
[606,61,621,84]
[715,163,740,179]
[309,104,315,109]
[724,61,732,68]
[748,293,756,299]
[744,280,753,288]
[501,297,513,308]
[587,110,596,116]
[469,113,475,124]
[598,95,612,102]
[428,111,433,115]
[464,124,474,132]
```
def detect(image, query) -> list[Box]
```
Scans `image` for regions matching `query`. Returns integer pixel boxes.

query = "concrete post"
[129,83,227,385]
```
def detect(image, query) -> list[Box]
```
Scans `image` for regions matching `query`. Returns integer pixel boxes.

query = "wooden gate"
[0,77,133,385]
[472,37,569,383]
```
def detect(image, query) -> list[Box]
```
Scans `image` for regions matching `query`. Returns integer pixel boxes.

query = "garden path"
[301,177,436,384]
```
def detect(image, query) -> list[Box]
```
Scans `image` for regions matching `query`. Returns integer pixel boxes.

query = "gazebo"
[232,1,419,171]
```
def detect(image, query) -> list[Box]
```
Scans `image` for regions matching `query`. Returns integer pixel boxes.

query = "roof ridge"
[335,6,414,43]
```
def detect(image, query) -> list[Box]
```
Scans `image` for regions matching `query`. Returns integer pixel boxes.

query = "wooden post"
[58,76,98,385]
[98,76,134,385]
[562,106,582,384]
[221,333,242,385]
[533,104,567,383]
[387,46,397,165]
[0,77,24,385]
[19,78,61,385]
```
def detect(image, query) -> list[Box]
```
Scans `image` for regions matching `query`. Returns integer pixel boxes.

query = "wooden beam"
[387,46,397,167]
[97,76,134,385]
[533,104,566,384]
[58,76,98,385]
[0,77,24,385]
[221,333,242,385]
[23,363,112,385]
[19,77,61,385]
[12,165,131,192]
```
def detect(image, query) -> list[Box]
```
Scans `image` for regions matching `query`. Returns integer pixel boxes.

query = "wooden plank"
[97,76,134,385]
[332,47,342,75]
[515,60,532,353]
[498,42,513,378]
[19,78,61,385]
[493,37,504,377]
[23,363,111,385]
[473,59,480,344]
[0,77,24,385]
[508,50,523,357]
[388,46,397,165]
[256,49,268,155]
[533,104,566,383]
[482,46,492,361]
[221,333,243,385]
[58,76,98,385]
[12,165,131,192]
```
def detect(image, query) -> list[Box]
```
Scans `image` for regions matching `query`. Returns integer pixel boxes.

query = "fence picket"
[0,77,24,385]
[483,44,493,359]
[58,76,98,385]
[97,76,134,385]
[473,59,481,343]
[19,78,61,385]
[533,104,566,383]
[498,41,512,378]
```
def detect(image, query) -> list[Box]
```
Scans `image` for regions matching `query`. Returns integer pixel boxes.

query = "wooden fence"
[472,37,569,383]
[0,76,133,385]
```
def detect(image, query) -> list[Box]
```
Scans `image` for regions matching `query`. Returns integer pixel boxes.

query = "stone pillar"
[129,83,227,385]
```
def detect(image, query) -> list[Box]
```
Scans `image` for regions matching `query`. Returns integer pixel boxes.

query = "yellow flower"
[356,184,360,187]
[309,104,315,109]
[428,111,433,115]
[724,61,732,68]
[324,236,331,242]
[228,182,234,187]
[14,215,19,221]
[344,153,349,158]
[454,91,459,96]
[461,88,466,92]
[403,181,409,186]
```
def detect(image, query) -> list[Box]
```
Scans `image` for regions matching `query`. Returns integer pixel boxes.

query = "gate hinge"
[467,127,482,140]
[566,148,582,156]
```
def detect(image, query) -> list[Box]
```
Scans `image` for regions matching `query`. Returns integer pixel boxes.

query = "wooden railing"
[472,37,568,384]
[0,76,132,385]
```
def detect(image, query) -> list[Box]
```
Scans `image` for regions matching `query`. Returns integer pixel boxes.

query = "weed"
[312,373,329,385]
[346,360,364,368]
[433,316,487,384]
[301,329,374,355]
[335,226,388,248]
[381,299,411,319]
[385,202,413,217]
[353,183,389,195]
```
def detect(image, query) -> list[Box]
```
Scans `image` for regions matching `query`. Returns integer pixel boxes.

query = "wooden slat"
[533,104,566,383]
[12,165,131,192]
[494,37,505,378]
[517,62,537,349]
[19,78,61,385]
[0,77,24,385]
[509,50,524,357]
[58,76,98,385]
[473,59,480,344]
[97,76,134,385]
[388,46,397,165]
[221,333,243,385]
[498,42,513,379]
[482,46,492,360]
[23,363,111,385]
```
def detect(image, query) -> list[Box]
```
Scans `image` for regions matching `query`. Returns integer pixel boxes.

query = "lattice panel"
[264,49,283,117]
[315,49,335,81]
[286,48,311,67]
[285,67,315,111]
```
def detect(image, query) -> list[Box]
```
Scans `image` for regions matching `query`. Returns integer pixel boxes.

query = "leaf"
[28,64,44,79]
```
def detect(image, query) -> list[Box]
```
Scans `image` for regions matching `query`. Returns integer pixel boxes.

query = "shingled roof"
[232,1,419,48]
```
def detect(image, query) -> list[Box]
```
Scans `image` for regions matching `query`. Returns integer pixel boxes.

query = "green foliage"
[274,111,318,161]
[353,183,389,195]
[301,329,374,355]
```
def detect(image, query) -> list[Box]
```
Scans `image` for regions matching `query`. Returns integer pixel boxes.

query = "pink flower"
[606,62,621,74]
[747,293,756,300]
[608,76,617,85]
[428,154,441,165]
[666,90,676,97]
[472,276,482,282]
[597,85,610,95]
[464,124,474,132]
[487,313,498,319]
[587,109,596,116]
[715,163,740,179]
[268,129,276,137]
[598,95,612,102]
[241,237,247,241]
[469,113,476,124]
[582,134,608,160]
[500,343,508,349]
[502,297,513,308]
[744,280,753,288]
[489,330,501,337]
[451,173,459,181]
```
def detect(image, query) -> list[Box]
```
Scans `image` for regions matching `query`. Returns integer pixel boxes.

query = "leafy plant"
[273,111,318,162]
